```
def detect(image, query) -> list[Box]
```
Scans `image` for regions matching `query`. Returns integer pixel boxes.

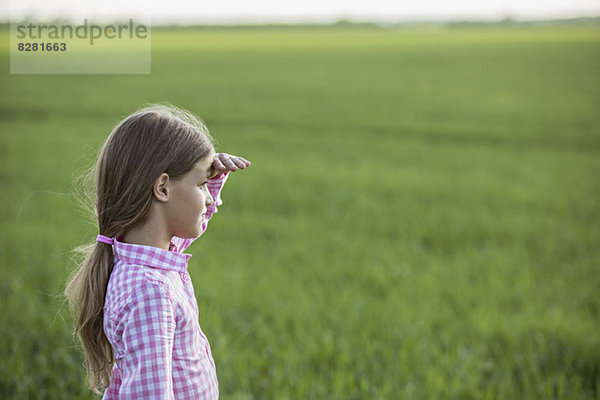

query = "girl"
[64,104,251,399]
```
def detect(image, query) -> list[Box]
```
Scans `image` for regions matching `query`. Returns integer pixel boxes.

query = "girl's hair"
[64,104,215,393]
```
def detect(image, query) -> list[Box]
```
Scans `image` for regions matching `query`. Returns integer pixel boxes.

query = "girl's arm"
[118,282,176,399]
[171,153,250,253]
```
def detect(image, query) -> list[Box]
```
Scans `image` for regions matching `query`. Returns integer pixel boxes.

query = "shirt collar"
[112,236,192,274]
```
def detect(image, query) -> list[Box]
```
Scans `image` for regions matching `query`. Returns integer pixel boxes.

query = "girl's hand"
[211,153,251,177]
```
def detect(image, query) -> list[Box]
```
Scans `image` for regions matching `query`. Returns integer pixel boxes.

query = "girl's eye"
[199,182,207,188]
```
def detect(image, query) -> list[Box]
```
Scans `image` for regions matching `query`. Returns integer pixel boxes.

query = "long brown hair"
[64,104,215,393]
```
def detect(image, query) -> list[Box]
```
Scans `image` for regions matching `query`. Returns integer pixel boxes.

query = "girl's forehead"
[192,152,215,175]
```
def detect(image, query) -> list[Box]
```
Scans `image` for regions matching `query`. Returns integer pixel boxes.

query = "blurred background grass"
[0,25,599,399]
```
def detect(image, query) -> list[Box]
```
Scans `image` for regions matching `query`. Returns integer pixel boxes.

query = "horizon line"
[2,13,600,26]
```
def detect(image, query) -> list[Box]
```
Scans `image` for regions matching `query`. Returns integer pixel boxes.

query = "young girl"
[64,104,251,399]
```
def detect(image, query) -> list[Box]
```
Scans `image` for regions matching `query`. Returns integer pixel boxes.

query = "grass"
[0,25,599,399]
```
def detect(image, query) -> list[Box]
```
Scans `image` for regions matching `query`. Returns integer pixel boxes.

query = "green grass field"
[1,26,599,399]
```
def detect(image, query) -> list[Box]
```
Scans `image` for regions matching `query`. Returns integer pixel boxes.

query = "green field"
[1,26,599,399]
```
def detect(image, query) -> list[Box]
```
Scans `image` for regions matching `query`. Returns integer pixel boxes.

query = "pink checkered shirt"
[102,172,229,400]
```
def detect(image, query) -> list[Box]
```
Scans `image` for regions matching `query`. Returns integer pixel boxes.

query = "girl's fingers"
[221,155,238,170]
[224,158,236,167]
[213,157,227,170]
[214,153,251,172]
[232,157,248,168]
[231,155,251,167]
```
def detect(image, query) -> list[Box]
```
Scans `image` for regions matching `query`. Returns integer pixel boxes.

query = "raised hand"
[211,153,251,177]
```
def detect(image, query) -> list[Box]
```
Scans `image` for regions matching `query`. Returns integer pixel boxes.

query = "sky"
[4,0,600,24]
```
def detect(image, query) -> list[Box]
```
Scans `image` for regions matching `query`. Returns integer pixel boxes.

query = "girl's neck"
[121,221,172,250]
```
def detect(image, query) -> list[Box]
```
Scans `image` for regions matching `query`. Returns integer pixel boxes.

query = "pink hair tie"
[96,235,114,245]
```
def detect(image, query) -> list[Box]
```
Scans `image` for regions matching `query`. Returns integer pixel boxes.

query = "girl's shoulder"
[105,262,177,315]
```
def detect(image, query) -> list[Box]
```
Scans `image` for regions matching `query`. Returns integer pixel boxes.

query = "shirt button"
[180,273,188,282]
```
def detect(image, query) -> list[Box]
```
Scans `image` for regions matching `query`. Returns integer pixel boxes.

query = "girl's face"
[165,152,216,239]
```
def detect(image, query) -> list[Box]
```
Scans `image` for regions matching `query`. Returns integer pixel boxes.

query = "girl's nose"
[206,192,214,206]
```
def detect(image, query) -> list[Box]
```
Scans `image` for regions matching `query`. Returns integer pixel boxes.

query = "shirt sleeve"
[171,171,230,252]
[117,282,176,400]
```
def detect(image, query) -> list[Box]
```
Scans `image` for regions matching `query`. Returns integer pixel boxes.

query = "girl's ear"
[153,173,170,202]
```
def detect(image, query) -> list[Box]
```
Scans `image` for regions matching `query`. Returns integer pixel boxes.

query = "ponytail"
[64,240,115,393]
